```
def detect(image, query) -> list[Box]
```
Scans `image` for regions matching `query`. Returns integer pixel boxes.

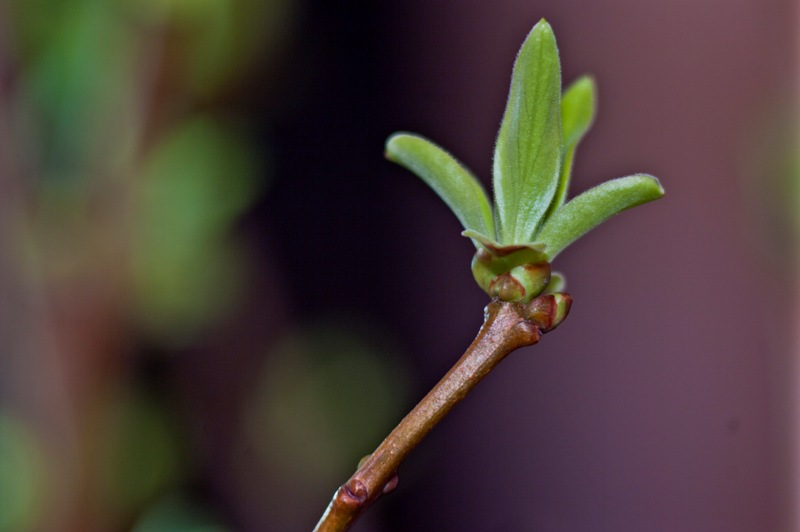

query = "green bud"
[471,247,551,303]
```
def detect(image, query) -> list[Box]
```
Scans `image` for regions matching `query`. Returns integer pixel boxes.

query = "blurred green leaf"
[9,0,86,59]
[20,0,139,182]
[96,391,184,515]
[132,239,248,344]
[0,412,46,532]
[136,117,262,234]
[247,321,409,487]
[536,174,664,260]
[131,116,262,343]
[122,0,297,99]
[386,133,495,245]
[133,494,228,532]
[493,19,562,244]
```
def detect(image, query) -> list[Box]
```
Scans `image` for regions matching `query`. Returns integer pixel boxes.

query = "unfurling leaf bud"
[386,20,663,304]
[471,247,551,303]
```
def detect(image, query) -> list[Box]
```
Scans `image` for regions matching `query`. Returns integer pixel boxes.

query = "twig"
[313,295,570,531]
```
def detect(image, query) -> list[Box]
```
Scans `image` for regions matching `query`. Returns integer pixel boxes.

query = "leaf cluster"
[386,20,663,302]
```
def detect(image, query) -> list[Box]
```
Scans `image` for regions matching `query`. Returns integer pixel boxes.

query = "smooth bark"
[314,295,569,531]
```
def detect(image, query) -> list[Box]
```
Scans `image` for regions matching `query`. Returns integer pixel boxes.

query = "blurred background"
[0,0,798,530]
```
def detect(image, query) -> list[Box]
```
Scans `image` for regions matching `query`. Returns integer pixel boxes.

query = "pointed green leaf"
[461,229,503,251]
[547,76,596,217]
[561,76,596,152]
[386,132,495,240]
[536,174,664,260]
[493,19,562,244]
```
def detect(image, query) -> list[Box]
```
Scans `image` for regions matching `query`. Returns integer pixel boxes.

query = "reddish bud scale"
[471,248,551,303]
[524,293,572,332]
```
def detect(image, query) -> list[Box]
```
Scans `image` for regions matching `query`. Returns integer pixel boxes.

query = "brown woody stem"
[313,295,570,531]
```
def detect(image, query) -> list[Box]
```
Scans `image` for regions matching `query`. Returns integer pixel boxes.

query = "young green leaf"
[493,19,562,244]
[549,76,596,214]
[536,174,664,260]
[386,133,495,242]
[461,229,504,253]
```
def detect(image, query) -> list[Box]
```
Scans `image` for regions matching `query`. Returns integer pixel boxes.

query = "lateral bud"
[523,292,572,332]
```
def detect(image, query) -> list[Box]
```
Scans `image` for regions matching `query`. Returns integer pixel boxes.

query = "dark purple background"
[264,0,798,530]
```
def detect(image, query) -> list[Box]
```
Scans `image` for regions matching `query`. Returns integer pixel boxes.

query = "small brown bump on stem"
[512,319,541,344]
[382,473,399,494]
[313,296,568,531]
[344,480,368,504]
